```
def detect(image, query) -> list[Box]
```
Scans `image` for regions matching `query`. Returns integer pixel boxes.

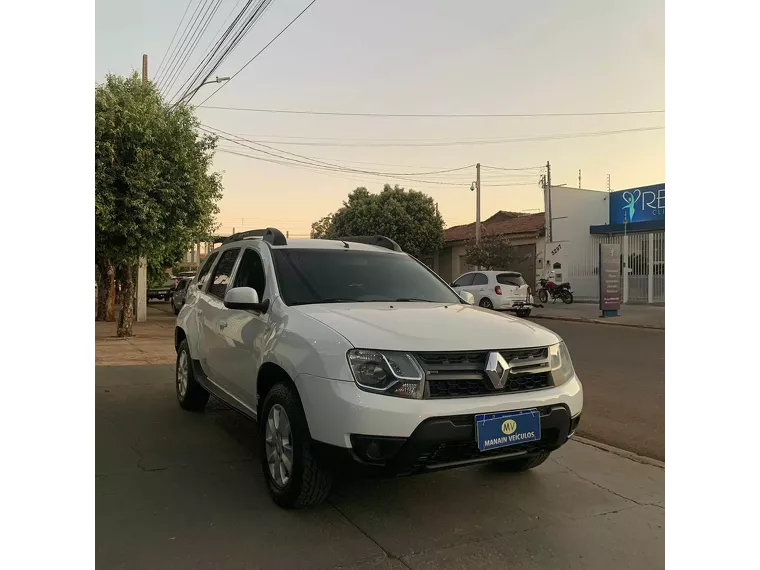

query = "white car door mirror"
[459,291,475,305]
[224,287,269,313]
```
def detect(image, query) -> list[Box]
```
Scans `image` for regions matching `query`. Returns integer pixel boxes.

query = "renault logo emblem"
[484,352,510,389]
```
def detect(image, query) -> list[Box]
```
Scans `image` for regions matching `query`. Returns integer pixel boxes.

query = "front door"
[451,273,475,299]
[202,247,241,395]
[469,272,489,305]
[213,247,271,412]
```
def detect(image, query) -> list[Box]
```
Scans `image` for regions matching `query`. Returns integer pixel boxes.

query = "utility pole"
[475,163,481,244]
[578,169,582,189]
[136,54,149,323]
[607,174,611,192]
[546,160,552,243]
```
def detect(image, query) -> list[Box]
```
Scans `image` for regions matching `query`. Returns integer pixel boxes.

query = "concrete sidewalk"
[96,305,176,366]
[530,302,664,329]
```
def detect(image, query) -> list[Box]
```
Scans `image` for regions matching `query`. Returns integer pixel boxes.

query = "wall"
[435,236,542,286]
[542,186,610,300]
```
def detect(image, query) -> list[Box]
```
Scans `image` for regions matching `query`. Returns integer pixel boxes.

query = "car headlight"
[549,342,576,387]
[347,349,425,399]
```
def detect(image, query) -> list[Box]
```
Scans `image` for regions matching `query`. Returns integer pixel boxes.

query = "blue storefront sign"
[609,183,665,225]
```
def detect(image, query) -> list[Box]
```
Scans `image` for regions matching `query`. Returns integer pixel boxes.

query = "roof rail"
[338,235,403,252]
[223,227,288,246]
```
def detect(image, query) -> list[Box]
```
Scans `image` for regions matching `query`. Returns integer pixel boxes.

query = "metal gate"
[581,232,665,304]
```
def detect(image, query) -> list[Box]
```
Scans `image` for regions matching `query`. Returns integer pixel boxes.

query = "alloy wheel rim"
[177,351,188,398]
[265,404,294,487]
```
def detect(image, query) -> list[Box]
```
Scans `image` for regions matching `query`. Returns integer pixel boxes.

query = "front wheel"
[561,291,574,304]
[537,289,548,303]
[176,340,209,411]
[260,383,333,509]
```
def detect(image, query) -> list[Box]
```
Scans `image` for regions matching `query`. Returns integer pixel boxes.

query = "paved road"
[530,319,665,461]
[96,364,663,569]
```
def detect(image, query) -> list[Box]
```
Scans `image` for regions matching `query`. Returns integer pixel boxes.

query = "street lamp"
[173,76,230,107]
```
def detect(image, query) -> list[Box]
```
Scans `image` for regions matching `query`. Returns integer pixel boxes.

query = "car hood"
[291,302,561,352]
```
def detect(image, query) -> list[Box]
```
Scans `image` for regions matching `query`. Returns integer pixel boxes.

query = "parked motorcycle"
[536,278,574,304]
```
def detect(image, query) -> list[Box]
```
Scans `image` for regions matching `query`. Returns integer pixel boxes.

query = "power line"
[162,0,226,100]
[202,123,478,176]
[209,125,664,148]
[170,0,262,102]
[176,0,276,104]
[154,0,195,80]
[198,106,665,118]
[196,0,318,105]
[156,0,210,91]
[217,147,540,188]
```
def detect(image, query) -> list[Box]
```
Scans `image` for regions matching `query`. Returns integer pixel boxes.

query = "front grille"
[416,348,552,399]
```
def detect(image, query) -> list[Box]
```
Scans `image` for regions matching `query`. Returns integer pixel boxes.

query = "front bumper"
[314,405,580,476]
[294,373,583,450]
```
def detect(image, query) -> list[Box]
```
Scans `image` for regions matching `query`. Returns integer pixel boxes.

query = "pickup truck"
[147,279,176,302]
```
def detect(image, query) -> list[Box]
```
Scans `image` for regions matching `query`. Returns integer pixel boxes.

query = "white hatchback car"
[452,270,533,312]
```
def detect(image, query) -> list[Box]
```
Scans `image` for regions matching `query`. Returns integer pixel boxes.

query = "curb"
[530,314,664,330]
[572,436,665,468]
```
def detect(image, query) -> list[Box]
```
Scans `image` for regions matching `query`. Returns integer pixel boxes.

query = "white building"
[542,183,665,304]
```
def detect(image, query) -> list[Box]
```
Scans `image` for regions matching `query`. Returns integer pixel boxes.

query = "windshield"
[272,249,462,306]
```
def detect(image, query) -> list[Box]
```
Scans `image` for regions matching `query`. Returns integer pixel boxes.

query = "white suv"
[174,228,583,508]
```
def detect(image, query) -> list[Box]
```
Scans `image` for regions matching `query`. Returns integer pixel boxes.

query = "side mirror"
[224,287,270,313]
[459,291,475,305]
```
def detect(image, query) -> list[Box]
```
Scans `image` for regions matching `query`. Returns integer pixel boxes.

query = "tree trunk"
[117,265,134,337]
[96,258,115,321]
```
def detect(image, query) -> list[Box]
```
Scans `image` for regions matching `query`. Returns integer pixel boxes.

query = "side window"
[453,273,474,287]
[472,273,488,286]
[197,252,219,291]
[208,249,241,299]
[233,248,267,301]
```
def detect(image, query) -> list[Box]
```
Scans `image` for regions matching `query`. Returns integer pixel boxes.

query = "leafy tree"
[310,214,335,239]
[321,185,444,257]
[463,232,516,270]
[96,73,222,335]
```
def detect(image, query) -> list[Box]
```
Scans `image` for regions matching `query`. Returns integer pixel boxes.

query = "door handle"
[219,320,228,329]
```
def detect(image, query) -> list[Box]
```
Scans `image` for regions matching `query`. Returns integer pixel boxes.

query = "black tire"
[175,339,209,411]
[561,291,574,304]
[493,451,551,472]
[172,300,180,315]
[537,289,548,303]
[260,382,333,509]
[479,297,494,310]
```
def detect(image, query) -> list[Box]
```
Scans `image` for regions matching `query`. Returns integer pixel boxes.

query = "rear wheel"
[537,289,548,303]
[493,451,551,472]
[260,383,333,509]
[479,297,494,310]
[561,291,574,304]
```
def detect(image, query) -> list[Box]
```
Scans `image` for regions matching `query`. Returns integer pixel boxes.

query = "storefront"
[541,183,665,304]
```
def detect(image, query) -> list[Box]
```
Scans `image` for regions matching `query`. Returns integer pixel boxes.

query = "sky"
[95,0,665,238]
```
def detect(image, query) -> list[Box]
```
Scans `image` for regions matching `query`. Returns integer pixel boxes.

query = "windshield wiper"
[291,298,362,306]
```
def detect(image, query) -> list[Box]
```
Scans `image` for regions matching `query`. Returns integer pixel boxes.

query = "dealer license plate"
[475,409,541,452]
